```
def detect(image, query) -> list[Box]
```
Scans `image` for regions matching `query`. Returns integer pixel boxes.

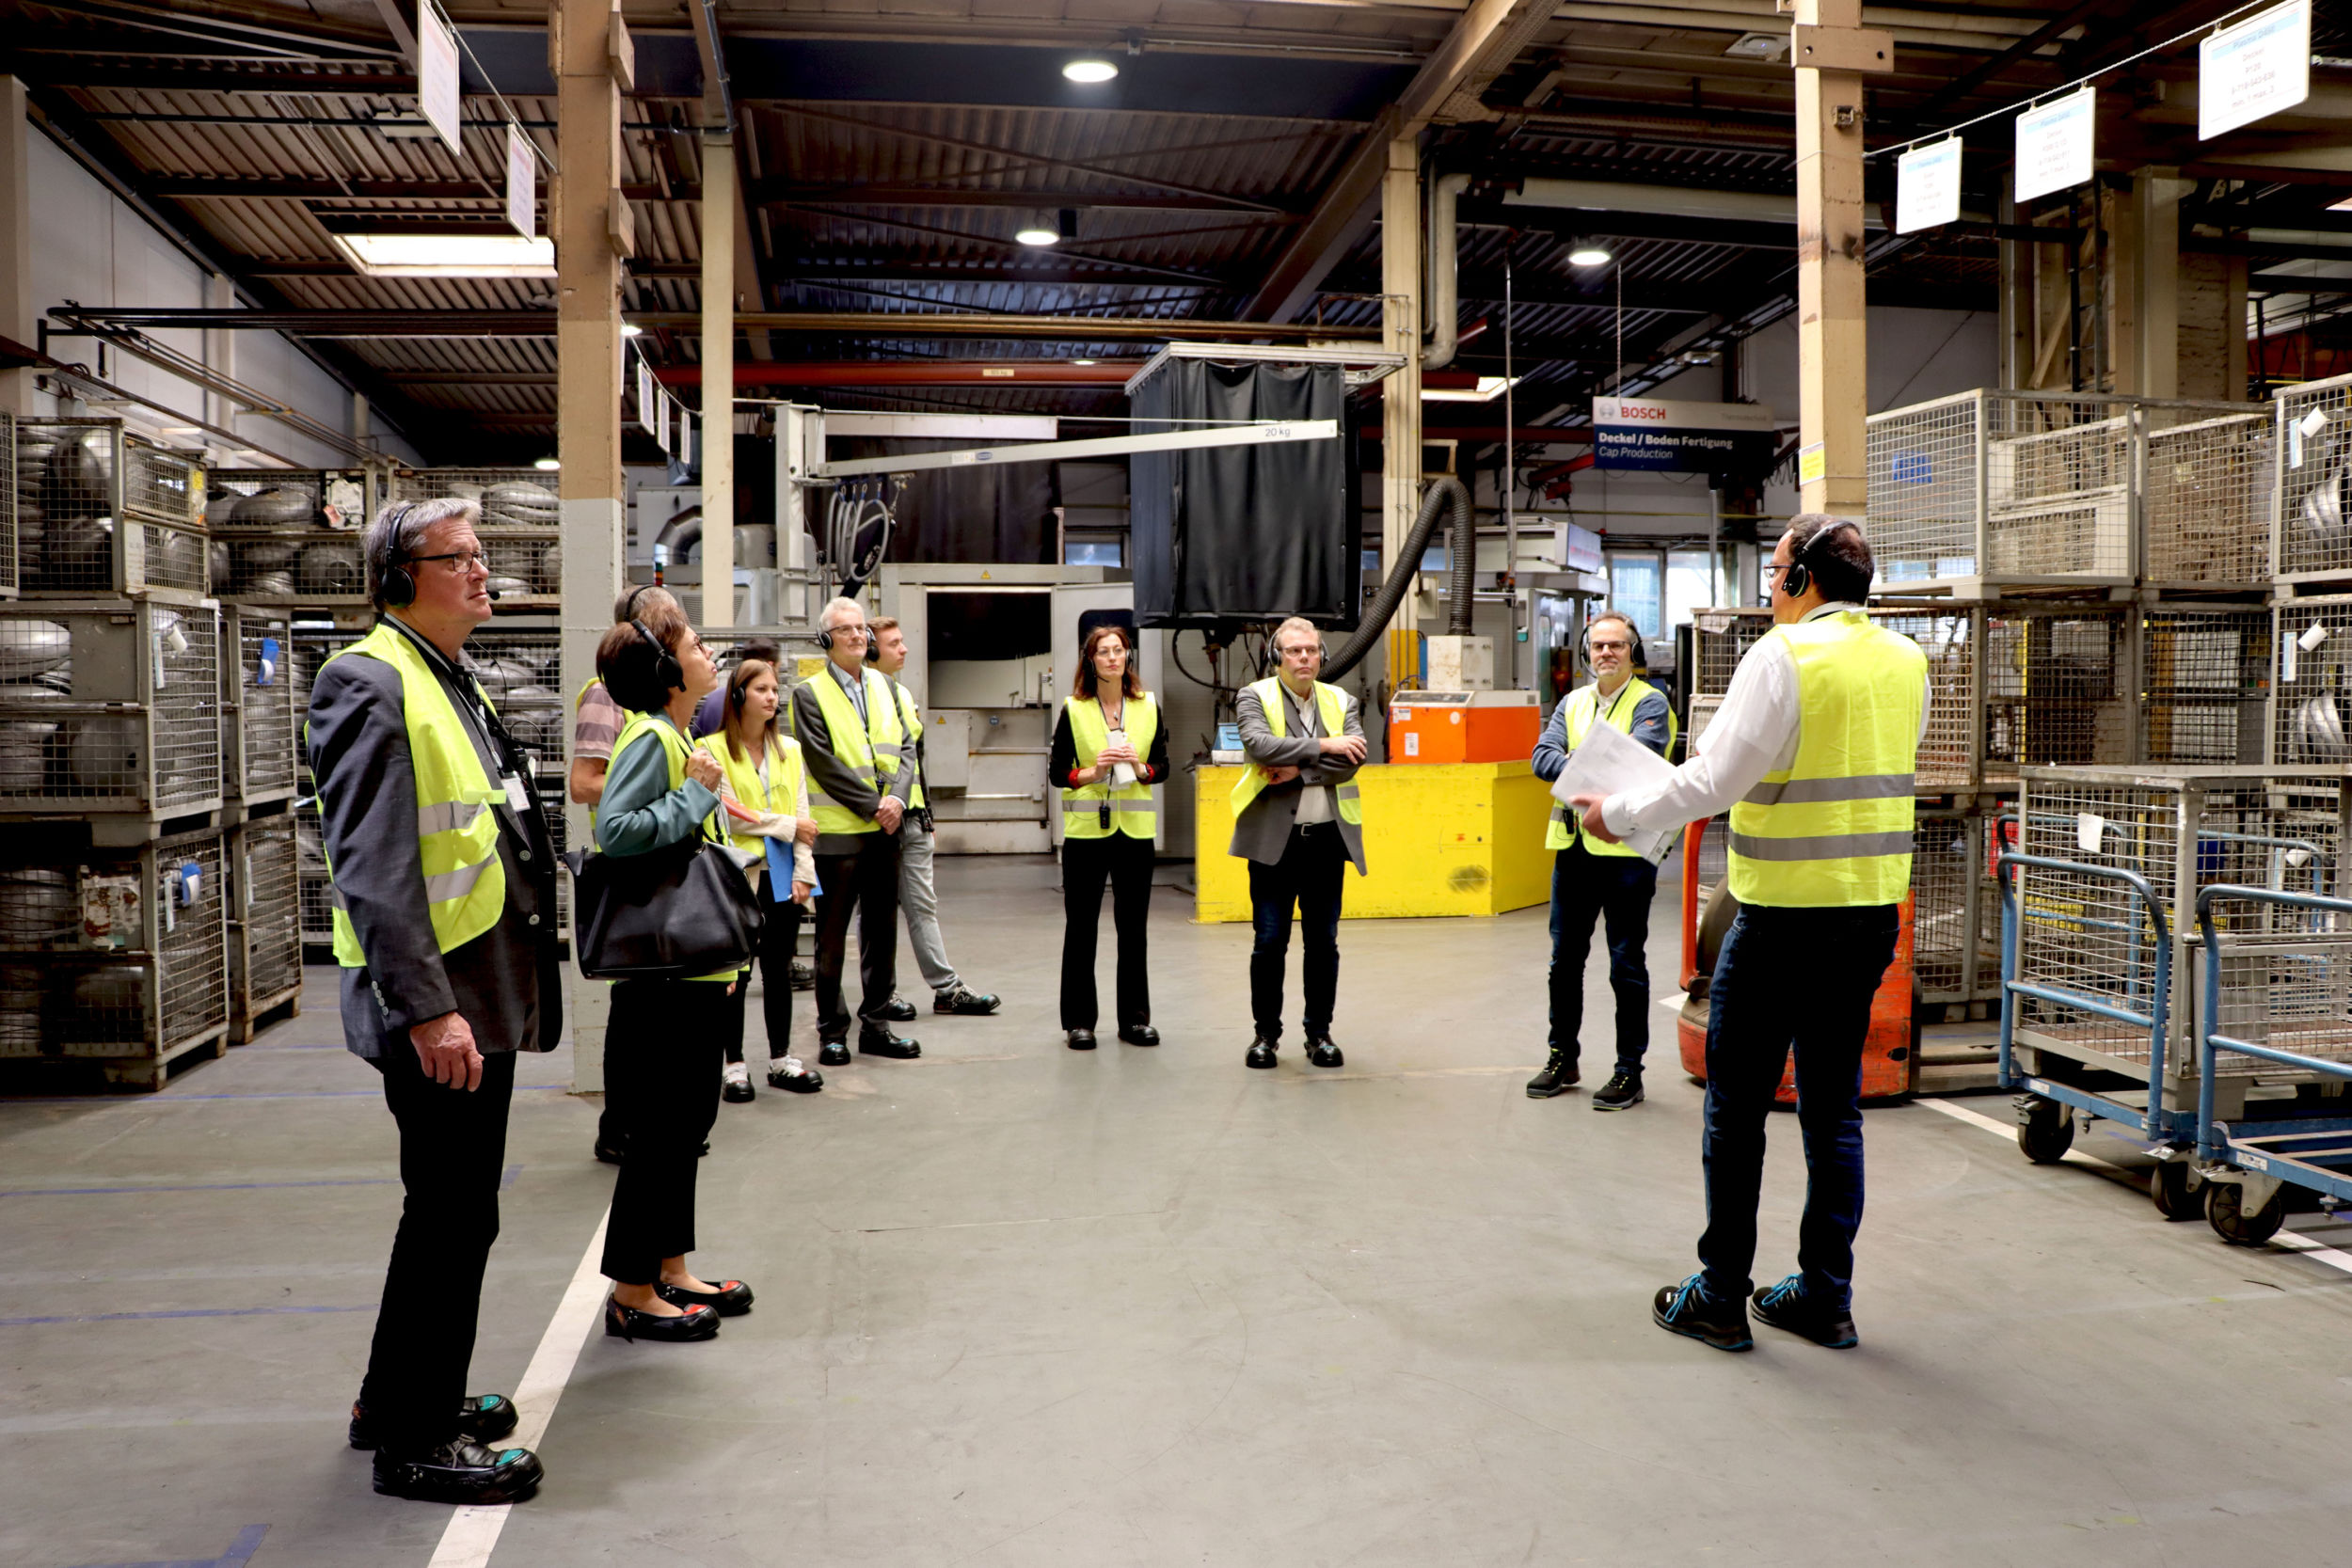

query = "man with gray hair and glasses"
[306,498,559,1504]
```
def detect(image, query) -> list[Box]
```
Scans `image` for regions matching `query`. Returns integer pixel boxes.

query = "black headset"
[817,619,877,661]
[1580,614,1647,673]
[378,502,422,609]
[630,617,684,692]
[1780,521,1854,600]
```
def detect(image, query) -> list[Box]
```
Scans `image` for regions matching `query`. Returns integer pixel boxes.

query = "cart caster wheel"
[2206,1181,2286,1246]
[2150,1158,2199,1220]
[2015,1094,2074,1164]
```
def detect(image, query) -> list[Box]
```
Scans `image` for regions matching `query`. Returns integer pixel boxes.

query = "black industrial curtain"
[830,436,1062,564]
[1131,359,1357,628]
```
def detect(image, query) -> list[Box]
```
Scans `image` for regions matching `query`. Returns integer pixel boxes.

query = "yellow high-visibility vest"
[1229,677,1361,824]
[314,623,505,967]
[608,708,735,982]
[1062,692,1158,840]
[695,728,807,863]
[1545,676,1677,855]
[804,665,903,835]
[888,681,927,812]
[1726,610,1926,908]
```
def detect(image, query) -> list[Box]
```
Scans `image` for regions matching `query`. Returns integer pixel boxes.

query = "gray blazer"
[1230,681,1367,874]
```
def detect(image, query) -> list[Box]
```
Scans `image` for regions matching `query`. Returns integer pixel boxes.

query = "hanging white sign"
[655,396,672,453]
[2014,87,2096,203]
[2200,0,2311,140]
[635,357,654,430]
[1895,138,1963,234]
[503,122,534,239]
[417,6,463,153]
[679,413,692,467]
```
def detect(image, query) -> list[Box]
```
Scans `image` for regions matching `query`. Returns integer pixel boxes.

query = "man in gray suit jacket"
[307,498,559,1506]
[1230,616,1367,1070]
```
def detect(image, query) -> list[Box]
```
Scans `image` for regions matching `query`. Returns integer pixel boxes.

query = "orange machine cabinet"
[1387,689,1540,765]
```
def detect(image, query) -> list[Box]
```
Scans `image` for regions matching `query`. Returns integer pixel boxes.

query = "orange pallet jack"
[1674,818,1921,1104]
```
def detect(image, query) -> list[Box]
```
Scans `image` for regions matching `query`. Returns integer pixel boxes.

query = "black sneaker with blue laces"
[1751,1275,1858,1348]
[1651,1274,1752,1351]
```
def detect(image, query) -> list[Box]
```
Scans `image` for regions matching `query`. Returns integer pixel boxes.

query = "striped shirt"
[572,679,625,763]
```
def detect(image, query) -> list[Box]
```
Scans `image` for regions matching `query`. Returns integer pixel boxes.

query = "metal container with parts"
[220,606,297,808]
[226,814,302,1043]
[11,418,208,603]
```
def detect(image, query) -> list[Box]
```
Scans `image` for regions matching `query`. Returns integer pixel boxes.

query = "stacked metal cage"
[227,813,302,1041]
[387,468,561,609]
[0,598,224,823]
[0,409,15,599]
[2144,411,2274,594]
[11,419,208,603]
[221,607,298,809]
[290,621,360,956]
[205,468,373,606]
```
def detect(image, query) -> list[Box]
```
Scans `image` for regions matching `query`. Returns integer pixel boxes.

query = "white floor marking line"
[427,1207,612,1568]
[1914,1095,2352,1279]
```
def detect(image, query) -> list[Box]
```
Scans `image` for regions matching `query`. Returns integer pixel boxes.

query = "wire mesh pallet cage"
[204,468,373,605]
[2144,412,2273,593]
[221,607,297,805]
[295,797,332,952]
[2008,766,2351,1129]
[2140,607,2270,768]
[1914,809,2002,1007]
[1981,602,2133,784]
[227,814,302,1042]
[0,828,230,1087]
[0,599,222,822]
[0,409,15,600]
[11,419,208,602]
[388,470,561,610]
[464,623,566,761]
[2269,594,2352,768]
[2272,372,2352,585]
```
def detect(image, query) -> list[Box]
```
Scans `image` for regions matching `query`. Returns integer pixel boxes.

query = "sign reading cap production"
[2200,0,2310,139]
[417,5,462,153]
[1592,398,1778,475]
[1895,137,1963,234]
[504,122,534,239]
[2015,87,2096,203]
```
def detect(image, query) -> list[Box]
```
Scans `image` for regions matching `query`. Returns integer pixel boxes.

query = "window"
[1664,550,1730,634]
[1609,554,1661,639]
[1064,539,1122,567]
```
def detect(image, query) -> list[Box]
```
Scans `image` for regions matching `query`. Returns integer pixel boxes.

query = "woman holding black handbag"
[591,606,755,1344]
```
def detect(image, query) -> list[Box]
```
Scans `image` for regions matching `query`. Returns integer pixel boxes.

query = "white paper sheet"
[1549,717,1680,865]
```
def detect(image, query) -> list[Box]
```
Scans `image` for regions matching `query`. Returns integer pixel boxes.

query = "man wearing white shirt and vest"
[1569,515,1928,1354]
[790,596,921,1064]
[1528,610,1677,1109]
[1231,617,1367,1070]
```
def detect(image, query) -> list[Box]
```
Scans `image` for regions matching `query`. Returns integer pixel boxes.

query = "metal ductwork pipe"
[1327,475,1470,681]
[1423,172,1472,372]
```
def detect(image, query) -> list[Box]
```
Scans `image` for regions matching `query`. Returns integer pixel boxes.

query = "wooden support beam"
[1792,0,1874,519]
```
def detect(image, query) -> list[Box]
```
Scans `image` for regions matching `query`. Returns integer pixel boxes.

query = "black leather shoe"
[594,1135,628,1165]
[1752,1275,1858,1349]
[604,1297,720,1343]
[372,1438,543,1504]
[1305,1035,1345,1069]
[1118,1024,1159,1047]
[1066,1029,1098,1051]
[881,995,919,1022]
[349,1394,517,1451]
[1526,1049,1580,1099]
[858,1030,921,1059]
[1246,1037,1278,1069]
[789,960,815,991]
[1652,1275,1752,1352]
[656,1276,755,1317]
[934,986,1001,1016]
[818,1041,851,1067]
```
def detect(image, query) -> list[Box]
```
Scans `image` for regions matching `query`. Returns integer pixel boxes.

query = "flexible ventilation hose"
[1326,474,1470,681]
[1448,474,1474,637]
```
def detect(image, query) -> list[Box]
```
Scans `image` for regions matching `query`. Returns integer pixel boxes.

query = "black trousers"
[358,1044,516,1456]
[813,833,901,1042]
[1060,832,1154,1031]
[723,896,804,1065]
[600,978,727,1285]
[1248,824,1348,1041]
[1547,840,1661,1074]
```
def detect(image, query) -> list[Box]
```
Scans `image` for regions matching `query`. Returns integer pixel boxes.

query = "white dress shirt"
[1600,603,1934,840]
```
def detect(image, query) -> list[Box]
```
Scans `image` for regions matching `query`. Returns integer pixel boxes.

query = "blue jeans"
[1547,842,1660,1074]
[1697,902,1899,1314]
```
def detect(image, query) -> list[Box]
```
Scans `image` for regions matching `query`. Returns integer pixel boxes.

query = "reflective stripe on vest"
[609,710,736,981]
[805,666,903,834]
[1545,676,1677,855]
[1062,693,1158,840]
[1725,611,1927,908]
[314,623,506,967]
[697,730,807,863]
[1228,678,1361,825]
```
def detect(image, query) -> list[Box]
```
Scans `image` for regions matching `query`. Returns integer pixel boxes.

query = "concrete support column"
[700,131,734,629]
[0,76,34,415]
[2126,166,2185,400]
[1791,0,1871,520]
[555,0,628,1094]
[1379,133,1422,656]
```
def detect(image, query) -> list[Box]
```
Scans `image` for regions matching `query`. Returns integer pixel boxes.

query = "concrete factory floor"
[7,855,2352,1568]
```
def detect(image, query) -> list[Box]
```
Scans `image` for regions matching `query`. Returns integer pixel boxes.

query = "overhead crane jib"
[816,419,1343,480]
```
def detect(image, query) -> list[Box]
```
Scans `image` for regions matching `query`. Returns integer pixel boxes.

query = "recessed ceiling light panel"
[1724,31,1788,61]
[328,231,557,277]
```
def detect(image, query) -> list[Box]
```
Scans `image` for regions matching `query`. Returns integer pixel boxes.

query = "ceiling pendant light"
[1015,223,1060,246]
[1062,58,1119,83]
[1567,239,1613,267]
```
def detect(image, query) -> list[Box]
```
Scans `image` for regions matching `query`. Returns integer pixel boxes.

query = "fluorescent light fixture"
[1062,58,1119,83]
[1070,357,1098,366]
[1567,242,1613,267]
[2331,196,2352,212]
[158,425,204,436]
[1422,375,1522,404]
[1016,226,1060,246]
[328,230,557,277]
[533,456,561,471]
[621,322,644,337]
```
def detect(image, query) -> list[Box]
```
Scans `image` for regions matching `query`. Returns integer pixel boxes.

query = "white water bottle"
[1105,728,1136,791]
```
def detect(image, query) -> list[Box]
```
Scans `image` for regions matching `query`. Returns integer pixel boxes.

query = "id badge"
[502,772,529,813]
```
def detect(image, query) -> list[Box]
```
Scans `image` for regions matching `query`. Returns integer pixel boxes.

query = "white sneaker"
[766,1054,824,1094]
[721,1060,754,1102]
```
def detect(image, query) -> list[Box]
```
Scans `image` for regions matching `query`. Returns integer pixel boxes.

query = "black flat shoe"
[372,1438,542,1504]
[881,995,919,1022]
[1067,1029,1098,1051]
[604,1297,720,1343]
[1118,1024,1160,1047]
[858,1030,921,1059]
[934,986,1001,1016]
[1246,1037,1277,1069]
[1305,1035,1344,1069]
[818,1041,851,1067]
[594,1136,628,1166]
[656,1277,755,1317]
[349,1394,517,1451]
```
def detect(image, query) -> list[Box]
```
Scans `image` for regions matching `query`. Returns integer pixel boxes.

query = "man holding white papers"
[1528,610,1676,1109]
[1566,516,1929,1354]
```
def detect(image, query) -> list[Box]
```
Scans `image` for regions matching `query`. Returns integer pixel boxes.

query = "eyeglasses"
[408,550,488,575]
[1589,638,1634,653]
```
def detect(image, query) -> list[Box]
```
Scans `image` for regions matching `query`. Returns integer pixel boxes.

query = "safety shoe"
[858,1029,921,1059]
[349,1394,517,1452]
[789,960,815,991]
[721,1061,755,1103]
[1652,1275,1752,1352]
[881,995,919,1022]
[934,986,1001,1016]
[372,1438,543,1504]
[1304,1035,1345,1069]
[1751,1275,1858,1349]
[1245,1036,1278,1069]
[1526,1050,1580,1099]
[766,1055,823,1093]
[1591,1070,1645,1112]
[818,1041,851,1067]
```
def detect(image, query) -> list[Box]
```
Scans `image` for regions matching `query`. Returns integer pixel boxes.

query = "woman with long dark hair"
[1049,626,1169,1051]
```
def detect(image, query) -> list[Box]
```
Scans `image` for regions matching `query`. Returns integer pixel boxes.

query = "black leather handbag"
[564,838,764,982]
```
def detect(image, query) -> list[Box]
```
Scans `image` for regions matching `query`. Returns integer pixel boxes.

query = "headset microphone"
[485,585,502,601]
